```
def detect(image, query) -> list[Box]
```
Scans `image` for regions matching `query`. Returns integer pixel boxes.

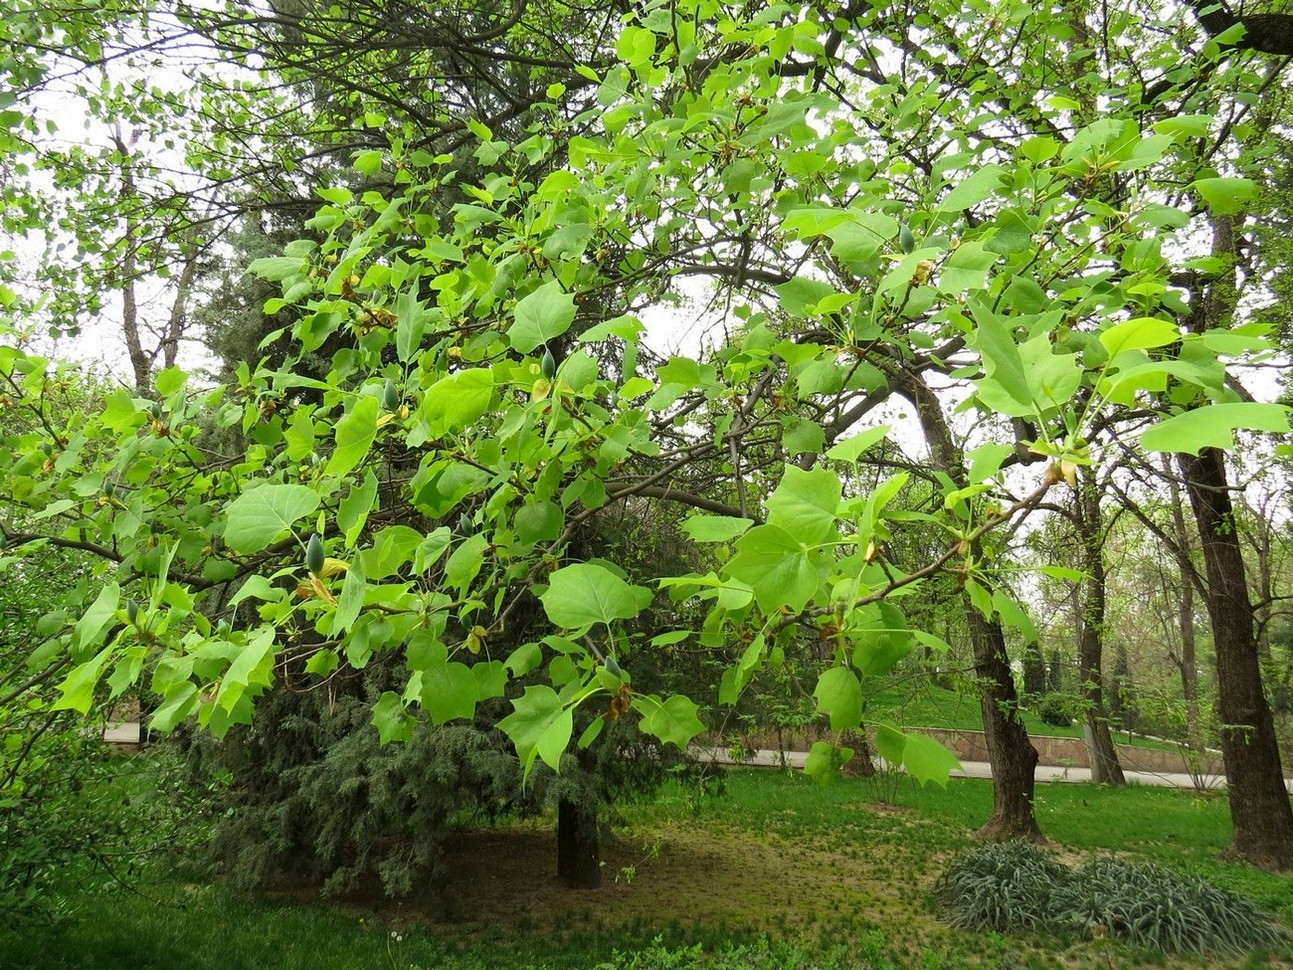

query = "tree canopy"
[3,0,1293,868]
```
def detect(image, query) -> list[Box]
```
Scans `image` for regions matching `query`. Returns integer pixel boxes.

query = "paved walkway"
[105,724,1290,792]
[689,746,1272,791]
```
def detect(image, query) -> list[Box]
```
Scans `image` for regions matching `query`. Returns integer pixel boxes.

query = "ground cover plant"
[2,762,1288,970]
[935,841,1285,955]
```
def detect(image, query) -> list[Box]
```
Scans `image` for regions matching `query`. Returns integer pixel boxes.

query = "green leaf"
[825,424,890,462]
[937,241,996,294]
[969,303,1032,417]
[332,554,366,633]
[874,722,906,766]
[1141,403,1291,454]
[966,443,1013,484]
[372,691,414,744]
[150,682,200,733]
[498,685,571,781]
[850,602,915,676]
[681,515,753,542]
[540,563,653,630]
[508,280,577,353]
[937,164,1005,211]
[638,694,705,748]
[813,666,863,732]
[899,732,961,787]
[804,741,854,785]
[53,644,114,713]
[776,276,836,315]
[419,660,478,725]
[217,629,275,712]
[506,641,543,676]
[515,501,564,544]
[353,149,382,175]
[73,582,120,658]
[726,525,820,614]
[1099,317,1180,357]
[765,466,840,544]
[223,484,321,553]
[1192,177,1257,216]
[338,470,379,547]
[325,394,379,478]
[248,256,307,282]
[422,370,496,434]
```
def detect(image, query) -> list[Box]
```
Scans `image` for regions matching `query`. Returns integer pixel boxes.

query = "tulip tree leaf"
[224,484,321,553]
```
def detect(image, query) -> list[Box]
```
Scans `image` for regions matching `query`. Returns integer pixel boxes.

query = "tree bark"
[1165,455,1203,751]
[1181,447,1293,870]
[970,610,1042,840]
[556,794,601,888]
[1074,471,1125,786]
[1188,1,1293,56]
[899,371,1042,840]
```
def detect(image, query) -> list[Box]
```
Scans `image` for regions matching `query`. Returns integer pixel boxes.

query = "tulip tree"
[3,0,1293,861]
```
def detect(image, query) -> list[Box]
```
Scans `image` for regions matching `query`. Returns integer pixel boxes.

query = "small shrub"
[1049,857,1285,956]
[933,841,1065,933]
[936,843,1285,956]
[1038,698,1072,728]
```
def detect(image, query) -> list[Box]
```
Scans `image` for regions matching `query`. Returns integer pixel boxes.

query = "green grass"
[3,768,1288,970]
[862,682,1181,751]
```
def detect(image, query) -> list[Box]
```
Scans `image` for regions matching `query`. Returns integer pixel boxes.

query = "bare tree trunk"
[970,610,1042,840]
[1181,447,1293,870]
[556,794,601,888]
[1074,470,1125,786]
[1164,454,1202,751]
[899,372,1042,840]
[110,123,151,390]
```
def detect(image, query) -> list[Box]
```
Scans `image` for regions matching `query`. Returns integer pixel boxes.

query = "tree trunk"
[1022,640,1045,700]
[1180,447,1293,870]
[556,794,601,888]
[1074,471,1124,786]
[899,371,1042,840]
[970,610,1042,840]
[1165,456,1203,751]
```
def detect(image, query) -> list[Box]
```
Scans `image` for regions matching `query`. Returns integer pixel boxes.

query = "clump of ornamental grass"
[935,841,1285,956]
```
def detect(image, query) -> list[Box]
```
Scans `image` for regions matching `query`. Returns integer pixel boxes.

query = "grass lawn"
[863,682,1180,751]
[3,767,1289,970]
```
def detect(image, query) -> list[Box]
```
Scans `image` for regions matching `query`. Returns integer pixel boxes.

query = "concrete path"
[688,746,1265,791]
[105,724,1290,792]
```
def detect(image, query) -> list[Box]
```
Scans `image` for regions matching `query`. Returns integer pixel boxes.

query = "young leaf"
[813,666,863,732]
[539,563,653,630]
[1141,403,1291,455]
[224,484,321,554]
[325,394,380,478]
[638,694,705,749]
[804,740,854,785]
[372,691,414,744]
[508,280,577,353]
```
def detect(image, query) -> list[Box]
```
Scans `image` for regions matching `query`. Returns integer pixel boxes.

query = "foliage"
[184,667,524,905]
[6,0,1293,864]
[936,842,1285,955]
[934,841,1068,935]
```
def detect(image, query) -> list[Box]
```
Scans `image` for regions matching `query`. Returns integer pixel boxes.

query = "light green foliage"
[1,0,1290,792]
